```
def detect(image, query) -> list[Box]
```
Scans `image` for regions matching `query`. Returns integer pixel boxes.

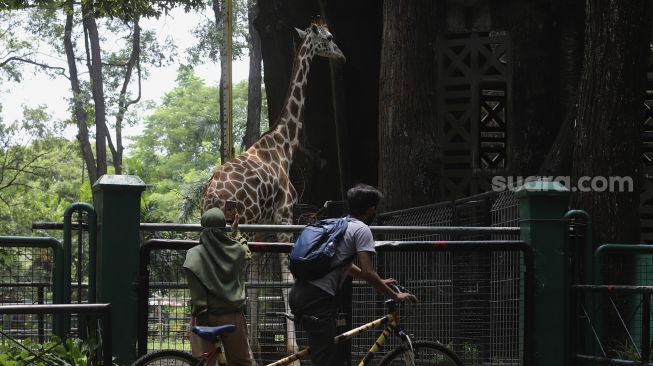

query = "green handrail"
[594,243,653,285]
[562,210,592,284]
[63,203,97,302]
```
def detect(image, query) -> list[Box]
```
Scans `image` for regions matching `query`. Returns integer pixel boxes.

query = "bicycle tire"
[131,350,201,366]
[378,340,464,366]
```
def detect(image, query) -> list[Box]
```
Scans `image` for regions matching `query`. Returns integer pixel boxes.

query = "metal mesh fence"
[141,240,527,366]
[362,248,524,366]
[0,246,56,344]
[376,190,519,241]
[146,247,194,352]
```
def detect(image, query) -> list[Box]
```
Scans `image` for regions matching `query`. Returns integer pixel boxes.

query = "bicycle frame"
[198,341,227,366]
[267,300,407,366]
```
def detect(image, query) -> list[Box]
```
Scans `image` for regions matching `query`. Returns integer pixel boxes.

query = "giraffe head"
[295,18,346,63]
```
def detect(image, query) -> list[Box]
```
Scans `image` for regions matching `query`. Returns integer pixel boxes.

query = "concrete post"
[92,175,146,365]
[516,181,570,366]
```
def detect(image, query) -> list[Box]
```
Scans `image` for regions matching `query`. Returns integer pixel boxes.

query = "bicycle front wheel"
[131,350,201,366]
[379,341,464,366]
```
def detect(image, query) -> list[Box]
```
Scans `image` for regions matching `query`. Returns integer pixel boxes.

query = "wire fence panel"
[353,248,525,366]
[146,246,194,352]
[0,246,56,344]
[140,239,528,366]
[376,190,519,242]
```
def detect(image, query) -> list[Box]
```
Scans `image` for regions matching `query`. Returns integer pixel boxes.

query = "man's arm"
[352,251,417,302]
[230,213,251,259]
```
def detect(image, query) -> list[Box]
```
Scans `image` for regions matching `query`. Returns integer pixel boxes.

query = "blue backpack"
[289,217,349,280]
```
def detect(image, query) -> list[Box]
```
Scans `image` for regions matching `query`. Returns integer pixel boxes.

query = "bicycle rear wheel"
[378,341,464,366]
[131,350,201,366]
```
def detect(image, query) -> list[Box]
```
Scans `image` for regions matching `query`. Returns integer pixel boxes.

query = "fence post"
[92,175,146,365]
[516,181,570,366]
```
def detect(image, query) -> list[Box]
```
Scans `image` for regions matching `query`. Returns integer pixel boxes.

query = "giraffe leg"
[247,234,263,365]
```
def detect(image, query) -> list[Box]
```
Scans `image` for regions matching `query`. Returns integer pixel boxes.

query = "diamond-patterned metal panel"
[641,51,653,243]
[438,31,511,199]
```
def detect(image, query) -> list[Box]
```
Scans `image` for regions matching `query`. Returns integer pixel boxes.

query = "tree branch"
[0,55,69,78]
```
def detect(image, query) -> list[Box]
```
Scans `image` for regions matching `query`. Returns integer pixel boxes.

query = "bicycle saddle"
[192,324,236,340]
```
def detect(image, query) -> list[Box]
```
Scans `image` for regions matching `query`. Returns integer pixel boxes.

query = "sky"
[0,7,249,141]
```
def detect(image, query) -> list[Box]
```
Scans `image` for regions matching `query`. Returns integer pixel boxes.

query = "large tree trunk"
[537,1,584,177]
[377,0,439,210]
[63,2,97,185]
[242,0,263,150]
[81,1,108,179]
[501,0,562,176]
[571,0,651,248]
[113,17,142,175]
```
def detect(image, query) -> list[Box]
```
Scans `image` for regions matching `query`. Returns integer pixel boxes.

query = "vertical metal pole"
[225,0,234,159]
[104,304,113,366]
[77,212,83,304]
[643,293,650,363]
[516,181,570,366]
[136,244,151,357]
[37,285,45,344]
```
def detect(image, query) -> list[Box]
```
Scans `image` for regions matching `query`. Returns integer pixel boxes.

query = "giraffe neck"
[271,37,316,163]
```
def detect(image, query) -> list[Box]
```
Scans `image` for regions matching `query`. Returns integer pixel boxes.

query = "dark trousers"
[289,281,342,366]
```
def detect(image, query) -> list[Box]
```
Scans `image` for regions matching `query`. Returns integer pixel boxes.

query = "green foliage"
[0,336,117,366]
[0,107,89,236]
[0,0,206,20]
[186,0,249,64]
[610,339,641,362]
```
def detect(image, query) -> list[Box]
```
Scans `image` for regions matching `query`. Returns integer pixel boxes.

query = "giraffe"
[201,17,345,360]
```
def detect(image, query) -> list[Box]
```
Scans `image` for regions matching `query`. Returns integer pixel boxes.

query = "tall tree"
[503,0,562,176]
[242,0,263,150]
[3,1,201,189]
[571,0,652,247]
[377,0,439,209]
[537,1,584,176]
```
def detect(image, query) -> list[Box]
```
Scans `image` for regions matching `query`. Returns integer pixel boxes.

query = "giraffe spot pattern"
[289,100,299,118]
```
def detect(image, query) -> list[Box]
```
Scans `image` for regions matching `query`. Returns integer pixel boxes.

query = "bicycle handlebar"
[388,283,407,294]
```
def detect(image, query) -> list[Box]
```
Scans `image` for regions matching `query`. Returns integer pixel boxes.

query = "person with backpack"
[183,206,253,366]
[288,183,418,366]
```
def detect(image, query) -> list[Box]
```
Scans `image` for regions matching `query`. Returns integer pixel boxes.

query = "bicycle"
[131,284,464,366]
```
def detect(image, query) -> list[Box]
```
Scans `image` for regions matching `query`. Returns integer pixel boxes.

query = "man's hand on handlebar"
[388,282,418,303]
[395,292,418,303]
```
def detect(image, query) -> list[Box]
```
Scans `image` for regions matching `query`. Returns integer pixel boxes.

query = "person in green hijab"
[184,206,253,366]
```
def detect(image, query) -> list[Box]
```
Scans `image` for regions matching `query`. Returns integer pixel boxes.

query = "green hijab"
[183,208,247,311]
